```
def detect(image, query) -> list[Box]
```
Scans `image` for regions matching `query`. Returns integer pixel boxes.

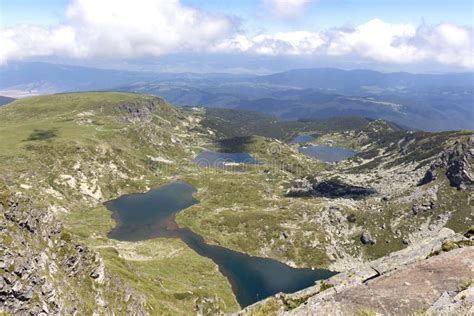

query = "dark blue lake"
[193,151,259,169]
[290,135,315,144]
[105,181,336,308]
[299,145,354,162]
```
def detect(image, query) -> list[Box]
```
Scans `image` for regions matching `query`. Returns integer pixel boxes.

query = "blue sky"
[0,0,473,72]
[0,0,67,27]
[190,0,474,34]
[2,0,472,29]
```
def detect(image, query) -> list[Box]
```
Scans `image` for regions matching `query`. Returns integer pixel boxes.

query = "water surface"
[106,182,198,241]
[105,181,336,307]
[299,145,354,162]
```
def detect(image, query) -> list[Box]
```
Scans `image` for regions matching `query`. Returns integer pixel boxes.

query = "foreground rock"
[240,228,474,315]
[0,190,145,314]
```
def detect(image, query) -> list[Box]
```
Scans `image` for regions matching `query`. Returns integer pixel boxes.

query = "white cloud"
[213,31,325,55]
[213,19,474,68]
[326,19,420,63]
[406,23,473,68]
[325,19,474,68]
[263,0,312,19]
[0,0,235,63]
[1,2,472,70]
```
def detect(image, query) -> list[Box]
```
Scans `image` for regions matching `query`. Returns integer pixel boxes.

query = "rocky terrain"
[0,189,146,314]
[0,92,472,314]
[282,122,473,272]
[419,135,474,190]
[241,227,474,315]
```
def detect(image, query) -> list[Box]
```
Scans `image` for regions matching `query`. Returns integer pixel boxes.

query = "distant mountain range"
[0,96,15,106]
[255,68,474,92]
[1,62,472,131]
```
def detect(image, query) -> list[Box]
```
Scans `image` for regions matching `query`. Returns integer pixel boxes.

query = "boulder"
[360,232,376,245]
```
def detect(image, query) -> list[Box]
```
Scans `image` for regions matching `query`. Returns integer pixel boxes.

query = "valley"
[1,0,473,314]
[1,62,473,132]
[0,92,472,314]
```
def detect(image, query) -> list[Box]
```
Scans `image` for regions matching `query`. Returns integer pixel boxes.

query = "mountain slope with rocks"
[0,189,146,314]
[284,121,473,270]
[0,92,472,314]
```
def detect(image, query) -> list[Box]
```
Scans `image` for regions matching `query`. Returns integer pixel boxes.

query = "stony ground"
[242,228,474,315]
[0,190,147,314]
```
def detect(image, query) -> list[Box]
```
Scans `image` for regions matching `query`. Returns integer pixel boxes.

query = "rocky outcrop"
[240,228,474,315]
[114,98,167,122]
[287,178,376,199]
[0,190,145,314]
[419,135,474,190]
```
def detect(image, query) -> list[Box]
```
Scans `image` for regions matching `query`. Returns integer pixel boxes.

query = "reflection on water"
[299,145,354,162]
[193,151,259,169]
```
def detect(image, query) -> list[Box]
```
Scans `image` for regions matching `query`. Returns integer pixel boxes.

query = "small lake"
[290,135,315,144]
[193,151,259,169]
[299,145,354,162]
[105,181,336,308]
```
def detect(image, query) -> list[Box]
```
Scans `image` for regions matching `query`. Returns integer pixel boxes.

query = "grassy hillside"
[0,92,328,313]
[1,92,471,314]
[0,92,240,313]
[200,107,396,141]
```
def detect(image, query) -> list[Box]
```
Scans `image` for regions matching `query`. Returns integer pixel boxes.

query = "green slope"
[0,92,240,313]
[1,92,471,314]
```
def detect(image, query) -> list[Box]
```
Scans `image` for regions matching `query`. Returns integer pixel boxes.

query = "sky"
[0,0,473,73]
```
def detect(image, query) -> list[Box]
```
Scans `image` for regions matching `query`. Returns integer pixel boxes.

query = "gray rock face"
[419,135,474,190]
[240,228,474,316]
[114,99,165,122]
[1,194,63,314]
[0,192,142,314]
[289,246,474,316]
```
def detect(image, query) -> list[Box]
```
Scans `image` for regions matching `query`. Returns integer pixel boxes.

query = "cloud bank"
[0,0,472,69]
[0,0,236,63]
[214,19,474,68]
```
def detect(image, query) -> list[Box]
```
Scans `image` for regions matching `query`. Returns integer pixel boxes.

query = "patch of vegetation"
[202,108,383,143]
[428,240,474,258]
[355,307,378,316]
[26,128,58,141]
[465,225,474,238]
[246,297,281,316]
[178,171,331,268]
[283,296,307,310]
[97,238,239,314]
[60,231,72,242]
[2,234,13,246]
[319,280,334,291]
[460,280,472,291]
